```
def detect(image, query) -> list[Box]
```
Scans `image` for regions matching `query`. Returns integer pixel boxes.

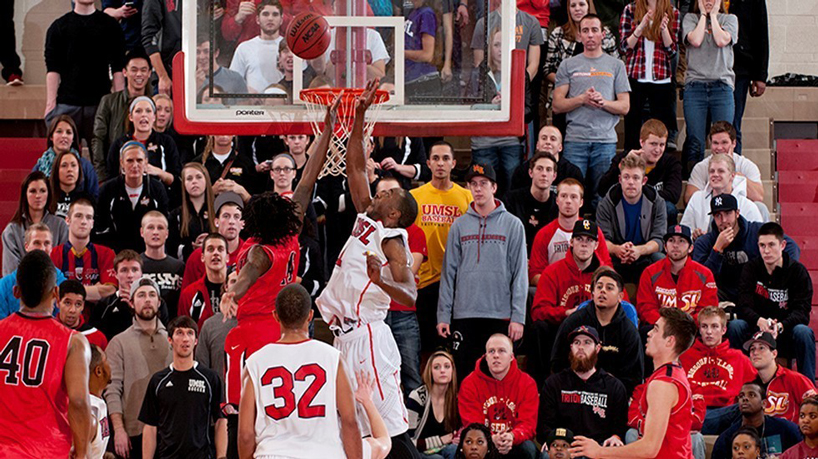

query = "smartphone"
[124,2,135,7]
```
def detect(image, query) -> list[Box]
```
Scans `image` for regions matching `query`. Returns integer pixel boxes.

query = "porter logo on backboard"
[235,110,265,116]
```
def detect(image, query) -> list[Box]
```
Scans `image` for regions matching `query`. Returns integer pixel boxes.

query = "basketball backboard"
[175,0,525,136]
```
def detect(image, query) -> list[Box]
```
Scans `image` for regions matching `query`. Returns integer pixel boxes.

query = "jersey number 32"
[261,363,327,420]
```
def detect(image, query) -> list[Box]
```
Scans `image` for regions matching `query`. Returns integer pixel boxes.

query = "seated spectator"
[92,250,169,340]
[0,224,66,319]
[405,0,441,99]
[782,396,818,459]
[371,137,429,191]
[106,96,181,190]
[680,306,757,419]
[597,152,666,284]
[727,427,762,459]
[636,224,717,328]
[693,195,800,303]
[685,121,765,204]
[195,268,238,386]
[407,350,460,458]
[140,211,185,312]
[50,149,87,219]
[597,120,682,226]
[95,141,169,253]
[538,325,628,451]
[530,220,605,381]
[2,171,69,276]
[509,126,584,192]
[152,94,201,164]
[551,269,643,395]
[195,34,248,103]
[456,423,501,459]
[229,0,284,94]
[282,134,311,185]
[503,151,559,251]
[711,382,802,459]
[56,279,108,349]
[35,115,100,199]
[543,428,573,459]
[92,48,152,181]
[192,136,257,201]
[682,154,763,237]
[182,192,245,290]
[458,334,539,459]
[528,179,611,285]
[105,276,172,459]
[178,234,228,328]
[51,198,117,302]
[732,222,815,381]
[168,163,217,260]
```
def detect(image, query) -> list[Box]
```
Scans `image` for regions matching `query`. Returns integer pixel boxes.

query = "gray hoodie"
[437,200,528,324]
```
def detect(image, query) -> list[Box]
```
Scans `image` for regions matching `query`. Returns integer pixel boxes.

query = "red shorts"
[224,317,281,407]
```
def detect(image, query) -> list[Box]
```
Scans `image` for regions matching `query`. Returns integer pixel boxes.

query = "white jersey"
[317,213,412,331]
[246,340,345,459]
[89,394,110,459]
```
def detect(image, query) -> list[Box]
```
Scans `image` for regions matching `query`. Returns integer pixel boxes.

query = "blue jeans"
[732,75,752,154]
[727,319,816,381]
[384,310,423,393]
[561,141,616,205]
[666,200,679,228]
[682,81,735,165]
[471,144,524,195]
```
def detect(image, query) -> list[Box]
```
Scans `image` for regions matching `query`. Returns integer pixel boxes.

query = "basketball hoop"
[300,88,390,178]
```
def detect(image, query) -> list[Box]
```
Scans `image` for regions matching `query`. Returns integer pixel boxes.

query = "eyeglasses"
[272,167,294,173]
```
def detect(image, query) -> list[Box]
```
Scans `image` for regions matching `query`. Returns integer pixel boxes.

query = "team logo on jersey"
[189,379,206,393]
[560,390,608,418]
[754,282,789,308]
[765,390,790,416]
[482,396,517,434]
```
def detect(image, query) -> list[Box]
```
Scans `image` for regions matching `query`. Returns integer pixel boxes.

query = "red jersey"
[178,277,218,329]
[389,224,428,312]
[528,218,612,281]
[679,339,757,408]
[530,252,600,323]
[51,242,117,286]
[637,257,718,325]
[759,364,816,423]
[634,362,694,459]
[0,312,76,458]
[181,238,244,290]
[236,237,299,322]
[223,318,280,406]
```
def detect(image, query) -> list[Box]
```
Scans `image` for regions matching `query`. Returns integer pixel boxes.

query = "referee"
[139,316,227,458]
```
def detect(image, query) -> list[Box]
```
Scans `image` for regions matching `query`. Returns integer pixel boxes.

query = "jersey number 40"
[261,363,327,420]
[0,336,49,387]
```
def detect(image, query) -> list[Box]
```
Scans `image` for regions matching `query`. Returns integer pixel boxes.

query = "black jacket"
[730,0,770,81]
[108,131,182,182]
[502,187,558,253]
[141,0,182,74]
[193,149,259,195]
[509,157,584,193]
[94,175,169,253]
[168,202,212,261]
[551,303,644,396]
[737,253,812,333]
[538,368,629,445]
[597,151,682,205]
[371,137,430,190]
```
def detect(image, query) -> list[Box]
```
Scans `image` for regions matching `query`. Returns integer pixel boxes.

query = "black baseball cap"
[664,224,693,244]
[709,194,738,215]
[568,325,600,345]
[464,162,497,183]
[545,427,575,445]
[572,219,598,240]
[743,331,777,351]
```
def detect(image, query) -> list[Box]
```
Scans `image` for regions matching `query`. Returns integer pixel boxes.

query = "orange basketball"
[286,12,331,61]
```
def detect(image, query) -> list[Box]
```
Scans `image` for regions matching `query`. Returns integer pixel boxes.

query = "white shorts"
[334,320,409,437]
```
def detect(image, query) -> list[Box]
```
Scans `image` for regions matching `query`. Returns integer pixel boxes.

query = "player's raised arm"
[354,371,392,459]
[366,237,417,307]
[293,94,341,220]
[347,79,380,213]
[65,333,93,459]
[336,361,363,459]
[238,369,258,459]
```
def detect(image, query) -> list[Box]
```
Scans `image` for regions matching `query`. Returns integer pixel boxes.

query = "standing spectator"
[195,269,238,386]
[51,198,118,302]
[407,351,460,458]
[229,0,284,93]
[458,334,539,459]
[2,171,68,276]
[139,316,227,458]
[0,0,23,85]
[49,150,87,219]
[103,0,142,51]
[371,137,429,191]
[195,34,249,102]
[731,0,769,154]
[509,125,585,192]
[193,135,257,201]
[141,0,182,95]
[105,277,172,459]
[92,49,152,181]
[437,163,528,376]
[405,0,440,99]
[140,211,185,313]
[538,325,628,450]
[503,151,559,252]
[410,142,472,352]
[178,234,228,328]
[94,142,169,253]
[88,344,113,458]
[44,0,126,148]
[681,0,738,168]
[731,222,815,381]
[56,279,109,350]
[472,0,542,85]
[782,397,818,459]
[168,163,217,261]
[35,115,100,199]
[619,0,680,152]
[596,153,667,284]
[553,14,630,203]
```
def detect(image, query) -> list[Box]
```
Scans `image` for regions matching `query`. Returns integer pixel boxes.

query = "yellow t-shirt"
[410,182,473,288]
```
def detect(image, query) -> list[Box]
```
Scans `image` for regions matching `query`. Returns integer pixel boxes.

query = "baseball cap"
[664,224,693,244]
[215,192,244,214]
[545,427,575,445]
[743,331,777,351]
[572,219,598,240]
[709,194,738,215]
[131,276,161,298]
[464,162,497,183]
[568,325,600,345]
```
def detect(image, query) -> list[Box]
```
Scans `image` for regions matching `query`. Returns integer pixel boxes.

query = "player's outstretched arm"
[337,361,363,459]
[293,94,341,221]
[221,245,272,319]
[347,79,379,214]
[238,370,258,459]
[354,371,392,459]
[366,237,418,307]
[65,333,92,459]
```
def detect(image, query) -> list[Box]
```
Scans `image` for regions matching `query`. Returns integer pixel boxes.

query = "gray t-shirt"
[471,9,544,51]
[682,13,739,88]
[555,53,630,143]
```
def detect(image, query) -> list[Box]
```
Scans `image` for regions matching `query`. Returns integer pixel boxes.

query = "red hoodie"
[679,339,757,408]
[531,251,600,323]
[459,356,539,445]
[759,364,817,423]
[528,218,612,281]
[636,256,718,325]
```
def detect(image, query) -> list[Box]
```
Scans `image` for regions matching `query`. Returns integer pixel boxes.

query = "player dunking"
[316,79,420,458]
[0,251,92,457]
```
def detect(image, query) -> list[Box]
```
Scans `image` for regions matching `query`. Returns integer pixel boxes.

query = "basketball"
[286,12,331,61]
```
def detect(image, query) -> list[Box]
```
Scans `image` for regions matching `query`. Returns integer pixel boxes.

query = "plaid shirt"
[619,3,681,81]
